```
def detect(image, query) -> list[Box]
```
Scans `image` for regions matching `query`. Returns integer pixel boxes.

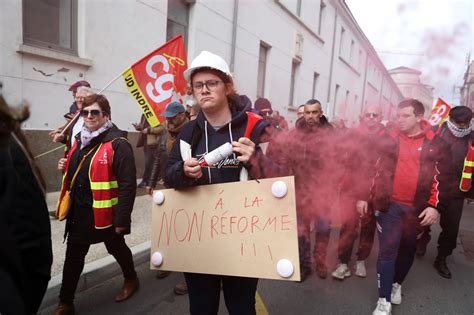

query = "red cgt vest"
[57,138,123,229]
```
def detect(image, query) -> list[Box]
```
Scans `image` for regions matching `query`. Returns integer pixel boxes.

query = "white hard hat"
[183,51,231,82]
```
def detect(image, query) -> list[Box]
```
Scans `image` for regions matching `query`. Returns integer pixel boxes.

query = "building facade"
[389,66,434,116]
[1,0,403,130]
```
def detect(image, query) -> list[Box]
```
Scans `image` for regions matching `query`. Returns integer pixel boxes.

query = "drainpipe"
[230,0,239,72]
[327,5,338,118]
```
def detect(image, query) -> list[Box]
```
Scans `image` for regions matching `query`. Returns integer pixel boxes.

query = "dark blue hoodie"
[165,95,274,188]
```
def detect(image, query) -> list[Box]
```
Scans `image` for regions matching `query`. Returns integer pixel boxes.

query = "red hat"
[69,80,90,92]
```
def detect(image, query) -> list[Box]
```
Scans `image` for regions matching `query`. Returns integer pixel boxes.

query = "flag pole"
[59,71,124,136]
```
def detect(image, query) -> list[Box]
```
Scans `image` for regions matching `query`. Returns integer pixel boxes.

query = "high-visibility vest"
[460,143,474,192]
[57,138,123,228]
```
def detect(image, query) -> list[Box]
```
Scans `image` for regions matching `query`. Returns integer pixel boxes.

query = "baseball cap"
[161,101,186,118]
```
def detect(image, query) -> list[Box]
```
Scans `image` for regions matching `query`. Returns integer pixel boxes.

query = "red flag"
[122,35,187,127]
[428,98,451,126]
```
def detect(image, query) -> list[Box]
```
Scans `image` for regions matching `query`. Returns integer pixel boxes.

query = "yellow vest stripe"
[93,198,118,208]
[464,161,474,167]
[462,172,472,179]
[90,181,118,190]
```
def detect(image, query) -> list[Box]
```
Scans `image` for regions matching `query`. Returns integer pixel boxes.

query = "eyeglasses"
[260,109,273,116]
[80,109,102,117]
[192,80,223,92]
[364,113,379,118]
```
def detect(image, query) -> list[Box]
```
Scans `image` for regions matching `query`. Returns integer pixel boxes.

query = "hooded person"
[164,51,287,315]
[416,105,473,279]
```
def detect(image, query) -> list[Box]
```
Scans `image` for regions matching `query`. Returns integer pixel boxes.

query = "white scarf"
[447,119,472,138]
[80,120,113,149]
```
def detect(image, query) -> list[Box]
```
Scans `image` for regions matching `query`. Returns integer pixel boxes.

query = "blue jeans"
[376,202,420,301]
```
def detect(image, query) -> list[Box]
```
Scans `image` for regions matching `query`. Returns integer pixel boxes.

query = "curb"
[39,240,151,309]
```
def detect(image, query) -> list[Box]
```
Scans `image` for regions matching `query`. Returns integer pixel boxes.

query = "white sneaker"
[391,283,402,305]
[372,298,392,315]
[331,263,351,280]
[355,260,367,277]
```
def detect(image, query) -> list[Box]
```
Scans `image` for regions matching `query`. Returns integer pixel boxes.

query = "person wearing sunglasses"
[332,105,387,281]
[54,94,139,314]
[164,51,287,315]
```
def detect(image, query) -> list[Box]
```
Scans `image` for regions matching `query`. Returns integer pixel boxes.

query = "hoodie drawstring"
[204,121,212,183]
[228,122,237,160]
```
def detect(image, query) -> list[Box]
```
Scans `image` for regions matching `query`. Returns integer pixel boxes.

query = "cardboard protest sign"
[150,176,300,281]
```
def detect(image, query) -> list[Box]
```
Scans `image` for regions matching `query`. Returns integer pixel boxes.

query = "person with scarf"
[54,94,138,314]
[416,106,473,279]
[164,51,287,315]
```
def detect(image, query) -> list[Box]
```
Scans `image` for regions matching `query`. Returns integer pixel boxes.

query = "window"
[334,84,340,111]
[289,60,300,106]
[23,0,77,54]
[349,40,355,63]
[167,0,190,46]
[354,94,358,108]
[318,1,326,34]
[257,42,270,98]
[312,72,319,99]
[339,27,345,55]
[345,90,350,107]
[358,49,363,70]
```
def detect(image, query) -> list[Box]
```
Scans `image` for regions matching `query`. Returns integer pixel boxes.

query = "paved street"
[39,203,474,315]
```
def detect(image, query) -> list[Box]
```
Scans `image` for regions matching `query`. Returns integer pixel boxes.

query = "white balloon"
[271,181,288,198]
[151,251,163,267]
[276,258,294,278]
[153,191,165,205]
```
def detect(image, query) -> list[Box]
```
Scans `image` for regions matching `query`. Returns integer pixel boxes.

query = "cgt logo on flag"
[123,35,188,127]
[428,98,451,126]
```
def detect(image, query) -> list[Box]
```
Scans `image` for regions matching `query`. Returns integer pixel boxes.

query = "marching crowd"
[1,50,472,315]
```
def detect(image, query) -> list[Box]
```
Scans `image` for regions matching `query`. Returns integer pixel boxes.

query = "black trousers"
[59,235,136,304]
[337,198,376,264]
[184,273,258,315]
[438,198,464,257]
[142,144,158,184]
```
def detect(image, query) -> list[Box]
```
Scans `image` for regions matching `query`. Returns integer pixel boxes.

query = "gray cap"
[161,101,186,118]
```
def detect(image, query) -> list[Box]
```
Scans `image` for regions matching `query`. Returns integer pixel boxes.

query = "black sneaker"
[137,181,147,188]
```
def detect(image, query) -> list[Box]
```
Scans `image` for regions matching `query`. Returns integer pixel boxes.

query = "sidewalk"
[40,186,160,309]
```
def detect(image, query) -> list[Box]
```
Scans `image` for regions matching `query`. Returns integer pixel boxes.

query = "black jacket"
[435,122,474,199]
[0,134,52,314]
[65,124,137,244]
[284,117,337,214]
[372,125,452,214]
[165,95,284,188]
[340,125,390,200]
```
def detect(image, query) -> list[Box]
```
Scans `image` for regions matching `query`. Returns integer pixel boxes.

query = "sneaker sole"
[355,271,367,278]
[331,271,351,280]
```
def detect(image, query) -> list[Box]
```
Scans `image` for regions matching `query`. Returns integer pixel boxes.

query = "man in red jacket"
[370,99,451,315]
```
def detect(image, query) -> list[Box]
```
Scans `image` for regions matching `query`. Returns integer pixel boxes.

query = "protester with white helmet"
[164,51,287,314]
